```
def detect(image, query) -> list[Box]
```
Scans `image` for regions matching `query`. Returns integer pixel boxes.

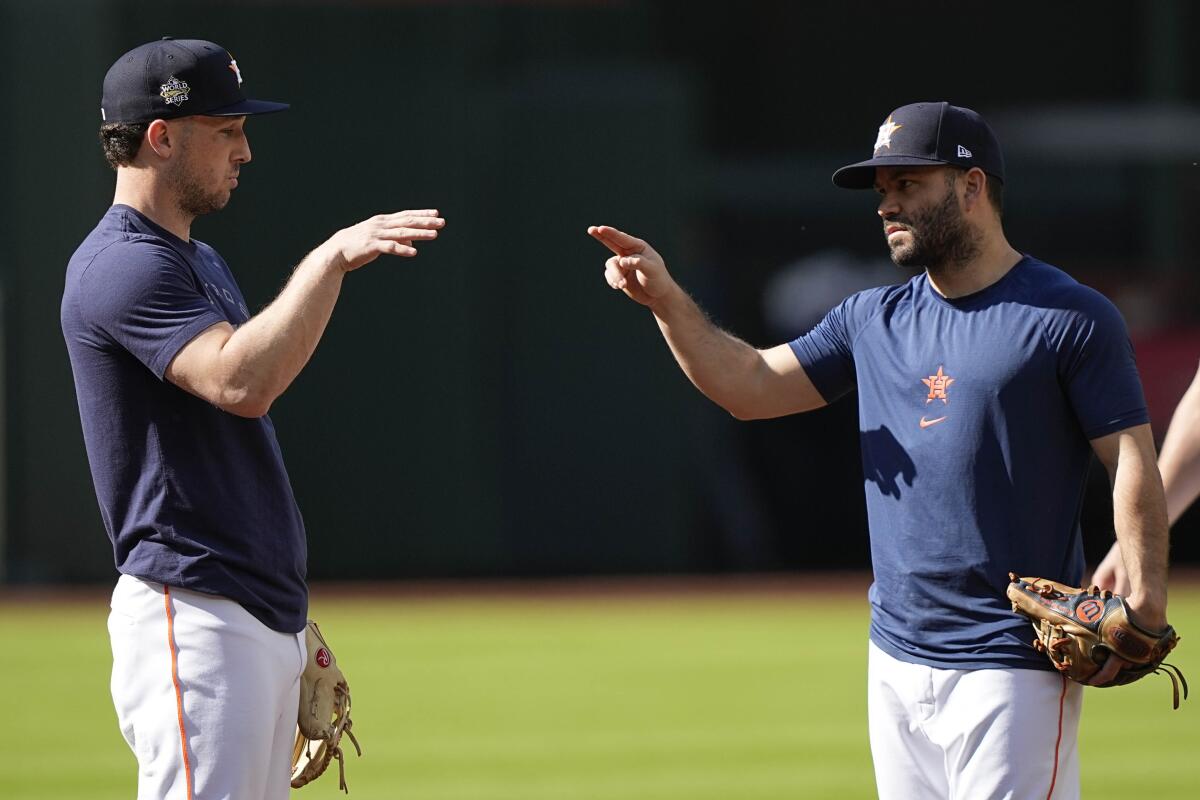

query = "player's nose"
[877,194,900,218]
[237,136,252,165]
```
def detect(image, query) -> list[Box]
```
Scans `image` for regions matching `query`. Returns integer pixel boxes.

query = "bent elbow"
[724,398,771,421]
[724,393,822,421]
[722,381,772,421]
[728,405,760,422]
[217,384,274,418]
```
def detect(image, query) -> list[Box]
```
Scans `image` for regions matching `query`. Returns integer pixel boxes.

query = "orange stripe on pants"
[163,587,195,800]
[1045,674,1068,800]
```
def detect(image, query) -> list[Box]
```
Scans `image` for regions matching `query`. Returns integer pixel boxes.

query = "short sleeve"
[787,296,859,403]
[75,241,227,378]
[1047,288,1149,439]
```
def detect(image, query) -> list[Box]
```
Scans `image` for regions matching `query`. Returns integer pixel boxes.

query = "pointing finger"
[588,225,647,257]
[590,225,645,255]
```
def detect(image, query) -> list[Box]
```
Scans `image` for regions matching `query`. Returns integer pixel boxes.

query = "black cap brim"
[204,98,290,117]
[832,154,952,189]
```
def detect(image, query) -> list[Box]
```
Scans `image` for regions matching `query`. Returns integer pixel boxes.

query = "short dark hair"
[986,175,1004,217]
[99,122,149,169]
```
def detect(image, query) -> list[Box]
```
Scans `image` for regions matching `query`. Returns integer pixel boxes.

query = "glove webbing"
[1033,615,1189,709]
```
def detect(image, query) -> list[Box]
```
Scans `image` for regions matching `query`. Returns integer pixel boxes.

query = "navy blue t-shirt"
[789,256,1148,670]
[61,204,307,633]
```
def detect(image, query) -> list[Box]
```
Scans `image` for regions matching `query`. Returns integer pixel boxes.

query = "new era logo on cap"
[957,145,973,158]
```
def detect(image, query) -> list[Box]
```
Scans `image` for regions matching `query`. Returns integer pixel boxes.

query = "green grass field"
[3,579,1198,799]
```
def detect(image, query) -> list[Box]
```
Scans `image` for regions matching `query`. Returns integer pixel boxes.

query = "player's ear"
[960,167,987,212]
[145,119,175,160]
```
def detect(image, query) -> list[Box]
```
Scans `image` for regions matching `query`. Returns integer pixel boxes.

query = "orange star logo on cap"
[874,115,903,153]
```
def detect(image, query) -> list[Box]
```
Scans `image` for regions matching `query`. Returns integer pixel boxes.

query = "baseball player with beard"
[61,38,443,798]
[590,102,1172,798]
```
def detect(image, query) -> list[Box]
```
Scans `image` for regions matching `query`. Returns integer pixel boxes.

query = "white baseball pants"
[868,640,1082,800]
[108,574,306,800]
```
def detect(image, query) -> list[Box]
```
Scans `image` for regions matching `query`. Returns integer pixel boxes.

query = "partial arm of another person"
[167,210,444,417]
[587,225,825,420]
[1087,423,1172,684]
[1093,361,1200,593]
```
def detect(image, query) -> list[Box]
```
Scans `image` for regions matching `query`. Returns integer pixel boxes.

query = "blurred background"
[2,0,1200,587]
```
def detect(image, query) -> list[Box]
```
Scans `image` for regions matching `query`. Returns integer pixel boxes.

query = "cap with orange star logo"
[832,102,1005,190]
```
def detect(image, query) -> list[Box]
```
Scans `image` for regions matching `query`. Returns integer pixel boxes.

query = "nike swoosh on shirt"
[919,415,948,429]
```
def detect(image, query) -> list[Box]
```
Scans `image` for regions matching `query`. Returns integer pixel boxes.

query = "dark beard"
[887,188,980,273]
[167,159,229,218]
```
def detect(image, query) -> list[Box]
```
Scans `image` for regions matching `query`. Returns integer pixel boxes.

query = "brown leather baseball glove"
[291,620,362,792]
[1006,573,1187,708]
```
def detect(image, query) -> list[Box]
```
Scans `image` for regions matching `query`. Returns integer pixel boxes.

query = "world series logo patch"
[160,76,190,107]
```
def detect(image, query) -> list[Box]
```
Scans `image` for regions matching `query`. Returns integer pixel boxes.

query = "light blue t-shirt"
[789,256,1148,670]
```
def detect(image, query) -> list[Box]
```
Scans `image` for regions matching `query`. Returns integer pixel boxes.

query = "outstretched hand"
[587,225,676,307]
[325,210,445,273]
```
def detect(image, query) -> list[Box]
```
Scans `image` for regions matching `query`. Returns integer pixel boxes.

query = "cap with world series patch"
[832,101,1004,190]
[101,37,288,124]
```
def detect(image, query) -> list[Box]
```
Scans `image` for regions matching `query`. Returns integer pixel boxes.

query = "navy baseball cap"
[101,37,288,123]
[832,102,1004,189]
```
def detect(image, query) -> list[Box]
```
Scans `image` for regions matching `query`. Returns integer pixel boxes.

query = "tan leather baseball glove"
[291,620,362,791]
[1006,573,1187,708]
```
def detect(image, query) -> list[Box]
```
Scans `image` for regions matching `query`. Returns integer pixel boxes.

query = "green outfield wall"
[3,0,1199,582]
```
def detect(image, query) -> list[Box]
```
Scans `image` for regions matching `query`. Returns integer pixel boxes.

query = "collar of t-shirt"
[110,203,200,260]
[923,255,1030,310]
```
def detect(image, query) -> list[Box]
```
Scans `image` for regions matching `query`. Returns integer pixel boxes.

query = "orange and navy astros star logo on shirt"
[919,365,954,429]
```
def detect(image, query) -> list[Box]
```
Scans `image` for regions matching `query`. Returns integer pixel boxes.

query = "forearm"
[1110,442,1170,626]
[1157,369,1200,524]
[218,244,345,414]
[588,223,823,419]
[650,286,781,420]
[167,210,442,416]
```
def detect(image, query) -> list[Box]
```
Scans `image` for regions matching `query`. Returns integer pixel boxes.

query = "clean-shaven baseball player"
[61,38,443,798]
[590,102,1171,799]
